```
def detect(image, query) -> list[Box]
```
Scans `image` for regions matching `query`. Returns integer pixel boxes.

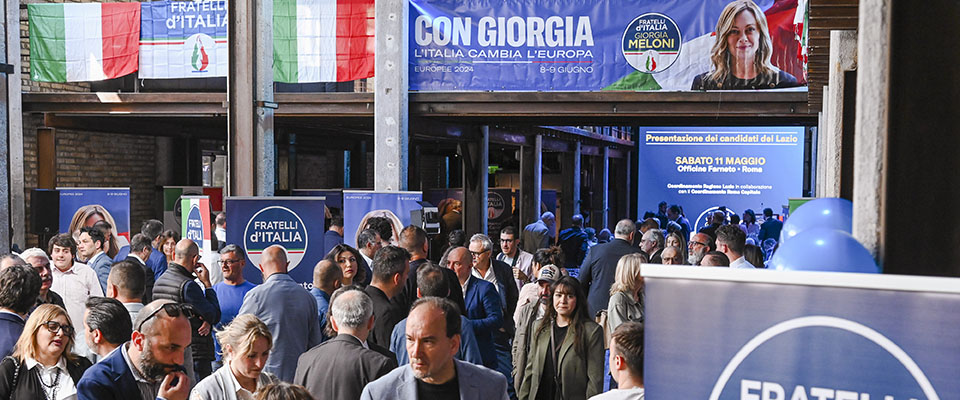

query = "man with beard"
[361,297,508,400]
[687,233,714,266]
[19,248,66,310]
[511,264,559,393]
[77,299,192,400]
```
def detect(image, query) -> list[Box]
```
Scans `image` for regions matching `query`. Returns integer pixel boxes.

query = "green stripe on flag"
[603,71,663,91]
[28,4,67,83]
[273,0,299,83]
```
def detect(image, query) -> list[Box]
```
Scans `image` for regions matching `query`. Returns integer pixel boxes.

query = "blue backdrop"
[58,187,131,243]
[636,126,804,235]
[643,268,960,399]
[342,191,423,247]
[225,197,326,288]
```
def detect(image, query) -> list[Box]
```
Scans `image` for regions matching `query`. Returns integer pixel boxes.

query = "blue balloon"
[770,228,878,273]
[781,197,853,242]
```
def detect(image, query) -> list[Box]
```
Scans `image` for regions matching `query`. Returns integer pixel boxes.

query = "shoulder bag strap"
[3,356,21,400]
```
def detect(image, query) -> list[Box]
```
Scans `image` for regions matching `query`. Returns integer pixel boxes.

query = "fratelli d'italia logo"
[187,33,215,73]
[621,13,681,73]
[710,316,937,400]
[243,206,308,272]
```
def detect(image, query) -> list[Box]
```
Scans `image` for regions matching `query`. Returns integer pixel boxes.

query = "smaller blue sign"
[185,205,204,244]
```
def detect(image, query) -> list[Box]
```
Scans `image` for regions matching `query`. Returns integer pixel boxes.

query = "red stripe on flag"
[335,0,375,82]
[100,3,140,79]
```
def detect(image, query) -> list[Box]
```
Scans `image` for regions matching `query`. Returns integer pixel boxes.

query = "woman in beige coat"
[518,276,604,400]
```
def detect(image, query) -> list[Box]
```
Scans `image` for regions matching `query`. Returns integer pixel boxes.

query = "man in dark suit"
[0,261,40,357]
[557,214,590,270]
[363,246,410,349]
[125,233,156,303]
[295,287,397,400]
[578,219,642,317]
[759,208,784,242]
[698,211,726,240]
[393,226,465,314]
[113,219,168,282]
[322,216,345,258]
[467,234,519,396]
[77,299,192,400]
[445,246,503,371]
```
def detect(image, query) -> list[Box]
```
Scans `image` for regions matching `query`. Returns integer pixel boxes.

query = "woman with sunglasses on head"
[518,277,603,400]
[0,304,92,400]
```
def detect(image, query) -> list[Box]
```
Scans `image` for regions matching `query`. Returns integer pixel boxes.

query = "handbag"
[2,356,21,400]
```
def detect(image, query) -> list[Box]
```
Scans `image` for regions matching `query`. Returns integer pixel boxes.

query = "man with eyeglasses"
[468,234,518,398]
[687,233,714,266]
[151,239,221,384]
[495,226,533,291]
[77,299,192,400]
[211,244,257,368]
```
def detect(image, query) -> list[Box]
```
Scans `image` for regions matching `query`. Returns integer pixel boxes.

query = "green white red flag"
[273,0,375,83]
[28,3,140,82]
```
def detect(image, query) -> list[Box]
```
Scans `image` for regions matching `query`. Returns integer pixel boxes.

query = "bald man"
[153,239,221,383]
[238,245,322,382]
[311,259,342,334]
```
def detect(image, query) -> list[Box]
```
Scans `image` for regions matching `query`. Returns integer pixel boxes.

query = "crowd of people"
[0,200,783,400]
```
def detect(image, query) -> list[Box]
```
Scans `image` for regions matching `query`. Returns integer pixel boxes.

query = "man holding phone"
[150,239,221,383]
[78,299,194,400]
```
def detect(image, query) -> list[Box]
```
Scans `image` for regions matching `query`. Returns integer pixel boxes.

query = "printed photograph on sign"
[58,188,131,259]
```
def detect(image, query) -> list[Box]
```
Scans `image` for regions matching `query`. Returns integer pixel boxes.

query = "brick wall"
[22,115,159,248]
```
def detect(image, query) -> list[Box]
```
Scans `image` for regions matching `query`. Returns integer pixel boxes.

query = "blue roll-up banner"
[225,197,326,288]
[410,0,807,91]
[342,191,423,247]
[642,265,960,399]
[58,187,131,249]
[636,126,804,235]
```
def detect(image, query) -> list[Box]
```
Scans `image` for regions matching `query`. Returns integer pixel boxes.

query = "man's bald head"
[313,259,342,293]
[173,239,199,267]
[259,245,289,276]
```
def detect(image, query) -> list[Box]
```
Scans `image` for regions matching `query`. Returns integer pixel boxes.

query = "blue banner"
[139,0,229,78]
[636,126,804,236]
[642,265,960,399]
[58,187,131,249]
[342,191,423,247]
[225,197,326,288]
[410,0,806,91]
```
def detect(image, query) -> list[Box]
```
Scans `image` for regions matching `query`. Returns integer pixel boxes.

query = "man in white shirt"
[495,226,534,290]
[716,225,756,269]
[49,234,104,358]
[590,321,645,400]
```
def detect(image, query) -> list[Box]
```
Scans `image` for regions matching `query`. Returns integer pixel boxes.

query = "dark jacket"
[759,218,784,242]
[114,246,168,283]
[463,276,503,369]
[36,290,66,310]
[0,313,24,358]
[511,300,542,393]
[153,263,221,361]
[518,320,605,400]
[699,223,722,240]
[558,227,589,269]
[294,334,397,400]
[578,238,643,317]
[77,344,149,400]
[392,258,467,316]
[488,259,519,336]
[322,230,344,259]
[0,355,92,400]
[124,256,155,304]
[363,285,405,350]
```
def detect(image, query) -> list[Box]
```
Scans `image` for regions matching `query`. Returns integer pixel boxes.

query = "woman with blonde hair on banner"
[0,304,92,400]
[191,314,279,400]
[68,205,125,259]
[691,0,799,90]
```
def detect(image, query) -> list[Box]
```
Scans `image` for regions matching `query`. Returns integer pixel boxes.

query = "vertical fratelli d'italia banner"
[409,0,807,91]
[139,0,228,78]
[28,3,140,82]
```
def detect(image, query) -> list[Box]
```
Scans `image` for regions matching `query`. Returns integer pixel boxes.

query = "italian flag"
[28,3,140,82]
[273,0,375,83]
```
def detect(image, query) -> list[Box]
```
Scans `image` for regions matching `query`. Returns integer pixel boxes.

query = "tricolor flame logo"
[191,38,209,72]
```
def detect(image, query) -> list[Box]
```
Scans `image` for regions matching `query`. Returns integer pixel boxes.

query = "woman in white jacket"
[191,315,279,400]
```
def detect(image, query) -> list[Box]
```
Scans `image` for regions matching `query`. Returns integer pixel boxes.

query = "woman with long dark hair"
[518,277,603,400]
[324,244,367,287]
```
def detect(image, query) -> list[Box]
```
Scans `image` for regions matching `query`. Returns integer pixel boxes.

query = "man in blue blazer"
[445,247,503,370]
[0,262,40,357]
[77,300,192,400]
[362,297,508,400]
[78,227,114,294]
[758,208,784,242]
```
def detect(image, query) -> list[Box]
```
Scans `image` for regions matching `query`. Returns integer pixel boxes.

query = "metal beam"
[5,0,22,250]
[374,0,408,191]
[520,135,542,233]
[461,126,488,235]
[602,147,610,229]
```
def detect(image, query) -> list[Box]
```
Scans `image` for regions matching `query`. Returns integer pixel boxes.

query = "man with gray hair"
[579,219,643,316]
[468,233,518,396]
[522,211,555,254]
[20,247,66,310]
[639,229,665,264]
[295,287,397,400]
